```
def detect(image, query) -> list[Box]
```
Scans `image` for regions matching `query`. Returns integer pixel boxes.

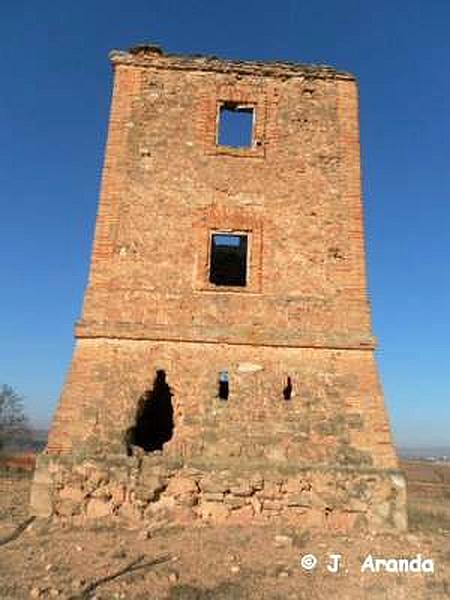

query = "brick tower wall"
[32,48,406,531]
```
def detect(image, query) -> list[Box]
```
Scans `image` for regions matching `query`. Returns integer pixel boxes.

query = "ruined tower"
[31,46,407,530]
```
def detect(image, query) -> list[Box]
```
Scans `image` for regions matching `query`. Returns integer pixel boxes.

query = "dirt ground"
[0,460,449,599]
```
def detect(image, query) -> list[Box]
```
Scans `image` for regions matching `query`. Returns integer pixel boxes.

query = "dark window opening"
[283,376,293,400]
[218,103,254,148]
[218,370,229,400]
[209,233,248,287]
[125,369,174,454]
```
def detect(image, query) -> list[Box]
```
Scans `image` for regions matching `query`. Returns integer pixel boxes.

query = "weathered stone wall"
[47,338,396,470]
[31,454,407,531]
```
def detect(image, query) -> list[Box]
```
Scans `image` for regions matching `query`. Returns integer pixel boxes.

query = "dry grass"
[400,460,450,534]
[408,500,450,533]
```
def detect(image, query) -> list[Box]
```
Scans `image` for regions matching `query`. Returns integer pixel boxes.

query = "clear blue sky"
[1,1,449,448]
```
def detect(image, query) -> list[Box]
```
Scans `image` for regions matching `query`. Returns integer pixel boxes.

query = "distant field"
[401,460,450,495]
[0,453,36,473]
[399,460,450,534]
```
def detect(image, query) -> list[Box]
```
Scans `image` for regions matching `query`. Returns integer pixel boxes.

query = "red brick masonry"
[31,46,407,531]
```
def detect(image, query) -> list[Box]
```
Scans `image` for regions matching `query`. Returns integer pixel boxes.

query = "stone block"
[86,467,109,487]
[144,495,175,519]
[236,363,263,373]
[134,475,166,502]
[250,496,262,514]
[118,502,142,522]
[32,466,52,485]
[249,474,264,491]
[30,483,53,517]
[86,498,112,519]
[373,500,391,520]
[57,499,80,517]
[175,493,197,508]
[260,481,282,500]
[199,476,229,494]
[198,502,230,523]
[264,448,287,462]
[203,492,225,502]
[59,486,85,503]
[285,493,312,508]
[283,478,300,494]
[347,497,367,513]
[223,496,246,509]
[110,484,126,506]
[262,499,283,511]
[171,506,196,525]
[229,480,253,497]
[166,477,198,496]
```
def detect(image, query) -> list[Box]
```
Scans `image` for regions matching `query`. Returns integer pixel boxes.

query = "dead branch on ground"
[69,553,171,599]
[0,515,35,546]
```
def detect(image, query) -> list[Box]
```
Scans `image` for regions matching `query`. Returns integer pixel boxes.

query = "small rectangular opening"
[209,233,248,287]
[217,103,253,148]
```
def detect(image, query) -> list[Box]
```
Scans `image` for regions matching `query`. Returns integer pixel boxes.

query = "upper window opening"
[209,233,248,287]
[217,103,254,148]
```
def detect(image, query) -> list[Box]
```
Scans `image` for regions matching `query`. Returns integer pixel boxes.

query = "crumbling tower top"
[108,43,355,81]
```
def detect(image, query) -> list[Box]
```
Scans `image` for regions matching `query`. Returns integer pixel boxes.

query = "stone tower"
[31,46,407,530]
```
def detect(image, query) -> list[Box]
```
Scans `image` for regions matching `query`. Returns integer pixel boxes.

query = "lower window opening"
[209,233,248,287]
[283,376,293,400]
[218,370,229,400]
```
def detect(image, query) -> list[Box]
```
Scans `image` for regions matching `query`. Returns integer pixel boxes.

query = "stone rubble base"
[30,453,407,531]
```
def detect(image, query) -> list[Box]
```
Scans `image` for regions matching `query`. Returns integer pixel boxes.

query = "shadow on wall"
[125,369,174,454]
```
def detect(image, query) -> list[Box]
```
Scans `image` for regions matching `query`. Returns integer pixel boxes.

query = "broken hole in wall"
[126,369,174,454]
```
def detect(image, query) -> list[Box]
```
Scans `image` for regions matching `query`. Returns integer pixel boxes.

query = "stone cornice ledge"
[75,320,377,351]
